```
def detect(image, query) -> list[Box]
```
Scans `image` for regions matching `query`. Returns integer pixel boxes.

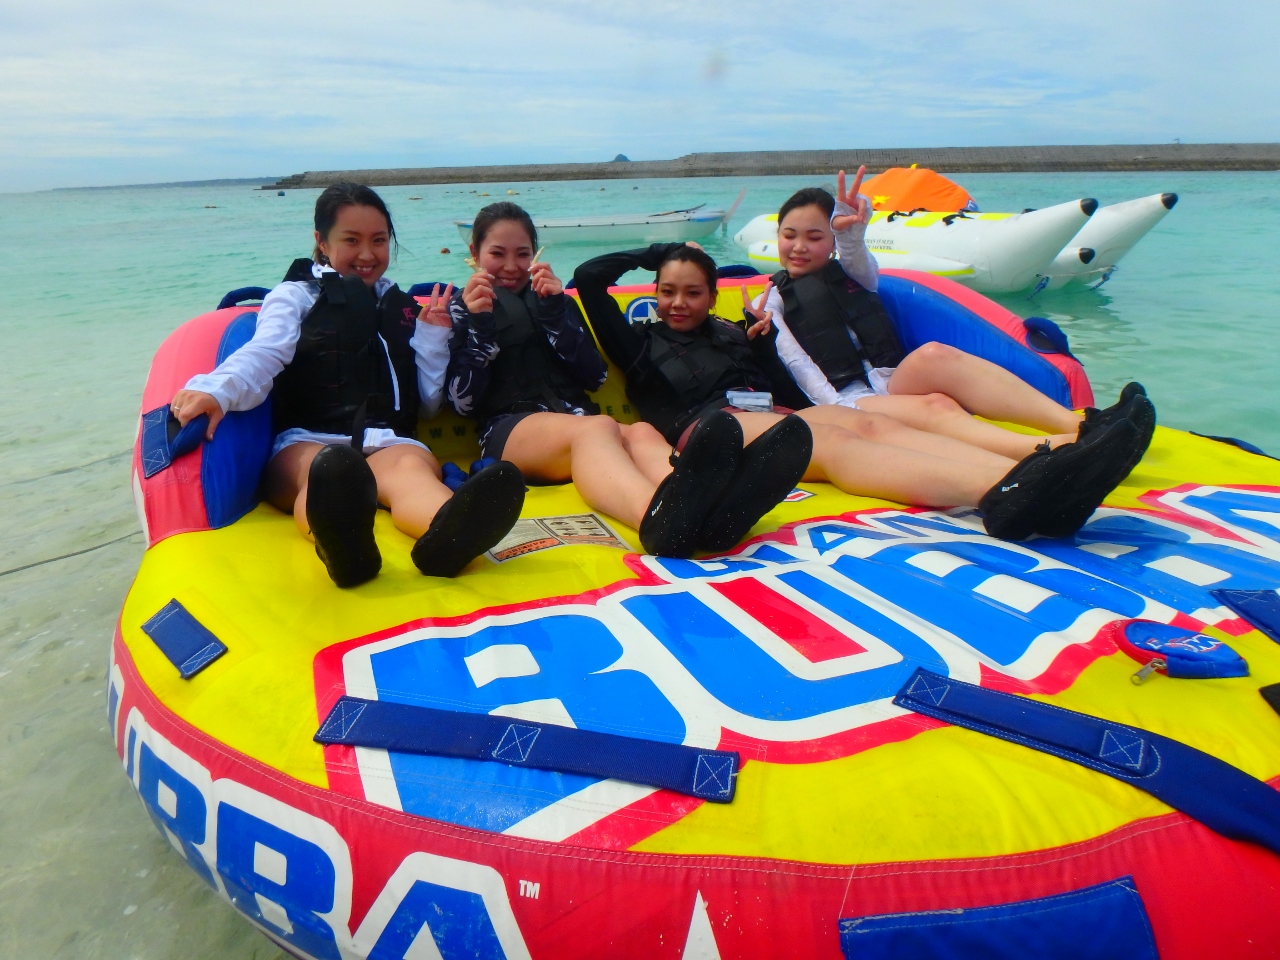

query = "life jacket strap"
[893,668,1280,856]
[315,695,740,802]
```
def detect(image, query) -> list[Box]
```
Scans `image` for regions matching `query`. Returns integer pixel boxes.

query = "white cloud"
[1,0,1276,190]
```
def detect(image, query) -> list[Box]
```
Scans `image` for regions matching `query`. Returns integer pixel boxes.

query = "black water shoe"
[1079,393,1156,484]
[411,461,526,577]
[979,420,1139,541]
[697,415,813,552]
[306,444,381,588]
[979,441,1059,542]
[1035,418,1143,538]
[1078,382,1147,435]
[640,411,741,558]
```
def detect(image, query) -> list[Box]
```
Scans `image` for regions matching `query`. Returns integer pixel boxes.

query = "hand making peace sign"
[832,165,871,232]
[418,283,455,327]
[741,280,774,340]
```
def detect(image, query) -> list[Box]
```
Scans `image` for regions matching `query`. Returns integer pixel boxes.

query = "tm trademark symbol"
[519,879,540,899]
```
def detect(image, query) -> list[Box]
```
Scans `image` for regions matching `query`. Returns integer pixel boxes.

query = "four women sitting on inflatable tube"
[169,180,1156,589]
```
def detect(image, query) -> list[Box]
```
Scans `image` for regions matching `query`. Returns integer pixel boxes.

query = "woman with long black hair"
[444,202,812,558]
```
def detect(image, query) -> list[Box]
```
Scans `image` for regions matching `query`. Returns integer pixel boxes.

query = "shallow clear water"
[0,171,1276,956]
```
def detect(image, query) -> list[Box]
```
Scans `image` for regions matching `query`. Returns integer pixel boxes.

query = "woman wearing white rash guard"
[746,168,1156,467]
[170,182,525,587]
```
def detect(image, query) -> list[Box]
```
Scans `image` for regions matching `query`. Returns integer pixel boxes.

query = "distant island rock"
[612,154,630,162]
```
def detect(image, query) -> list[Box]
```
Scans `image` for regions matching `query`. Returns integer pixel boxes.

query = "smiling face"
[472,220,535,290]
[777,203,835,278]
[656,260,714,332]
[314,203,391,286]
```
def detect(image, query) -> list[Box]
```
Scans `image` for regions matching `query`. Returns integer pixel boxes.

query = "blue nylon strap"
[314,695,739,802]
[894,668,1280,856]
[140,600,227,678]
[1213,588,1280,644]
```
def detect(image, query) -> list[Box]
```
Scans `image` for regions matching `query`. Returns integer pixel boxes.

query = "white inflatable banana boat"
[1041,193,1179,289]
[737,200,1097,294]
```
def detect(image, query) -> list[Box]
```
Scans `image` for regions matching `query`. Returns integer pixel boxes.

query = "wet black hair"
[778,186,835,226]
[470,201,538,251]
[311,182,397,264]
[656,245,718,296]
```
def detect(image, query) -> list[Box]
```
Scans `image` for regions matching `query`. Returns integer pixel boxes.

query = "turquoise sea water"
[0,172,1276,957]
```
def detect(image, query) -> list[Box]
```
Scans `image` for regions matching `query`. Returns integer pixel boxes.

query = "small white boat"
[1041,193,1178,289]
[740,199,1097,294]
[456,205,726,246]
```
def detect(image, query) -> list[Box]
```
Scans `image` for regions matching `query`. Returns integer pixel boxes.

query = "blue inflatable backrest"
[407,281,457,298]
[200,312,274,528]
[716,264,759,278]
[217,287,271,310]
[875,275,1074,408]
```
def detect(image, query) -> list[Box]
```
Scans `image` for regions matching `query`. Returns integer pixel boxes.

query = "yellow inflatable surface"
[111,278,1280,960]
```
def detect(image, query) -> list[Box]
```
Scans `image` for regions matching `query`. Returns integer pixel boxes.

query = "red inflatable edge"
[111,623,1280,960]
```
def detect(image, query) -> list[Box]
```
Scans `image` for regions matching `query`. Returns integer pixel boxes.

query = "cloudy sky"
[2,0,1277,191]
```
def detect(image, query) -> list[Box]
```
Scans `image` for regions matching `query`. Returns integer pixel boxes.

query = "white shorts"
[271,427,429,459]
[833,366,896,409]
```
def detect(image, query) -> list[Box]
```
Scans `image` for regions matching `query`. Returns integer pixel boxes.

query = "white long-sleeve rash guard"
[756,198,891,408]
[185,262,451,421]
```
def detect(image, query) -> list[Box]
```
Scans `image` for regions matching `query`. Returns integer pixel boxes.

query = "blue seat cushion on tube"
[140,599,227,678]
[875,275,1074,408]
[893,668,1280,857]
[839,876,1158,960]
[200,312,274,528]
[315,695,740,802]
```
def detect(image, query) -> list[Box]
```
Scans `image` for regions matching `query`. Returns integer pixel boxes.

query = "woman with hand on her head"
[575,240,1141,542]
[444,202,811,558]
[169,183,525,588]
[750,167,1155,471]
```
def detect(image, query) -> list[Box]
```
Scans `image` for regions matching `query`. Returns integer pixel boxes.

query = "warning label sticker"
[486,513,631,563]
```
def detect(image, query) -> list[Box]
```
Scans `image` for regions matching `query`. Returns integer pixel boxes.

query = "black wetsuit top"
[574,243,810,444]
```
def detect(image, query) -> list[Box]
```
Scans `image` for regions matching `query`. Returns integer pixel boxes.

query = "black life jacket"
[271,259,422,438]
[645,317,768,410]
[771,261,905,390]
[477,286,600,422]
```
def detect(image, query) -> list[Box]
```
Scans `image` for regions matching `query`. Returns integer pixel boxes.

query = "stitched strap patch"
[140,600,227,679]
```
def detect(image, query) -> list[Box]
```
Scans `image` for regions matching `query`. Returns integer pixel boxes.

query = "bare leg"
[366,445,452,539]
[731,413,1011,507]
[266,442,452,540]
[264,441,324,538]
[850,394,1076,459]
[888,341,1083,434]
[501,413,657,529]
[619,421,675,486]
[794,404,1014,470]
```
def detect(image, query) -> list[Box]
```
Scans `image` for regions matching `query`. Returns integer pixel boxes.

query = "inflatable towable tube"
[116,272,1280,959]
